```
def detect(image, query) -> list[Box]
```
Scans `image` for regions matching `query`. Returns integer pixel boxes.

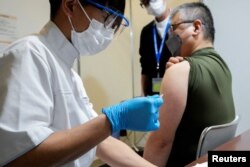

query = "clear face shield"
[85,0,129,35]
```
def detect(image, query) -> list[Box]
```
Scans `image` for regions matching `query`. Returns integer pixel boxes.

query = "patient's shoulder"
[166,60,190,77]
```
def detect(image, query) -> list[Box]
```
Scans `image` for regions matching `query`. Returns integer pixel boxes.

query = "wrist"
[102,106,120,133]
[100,114,113,135]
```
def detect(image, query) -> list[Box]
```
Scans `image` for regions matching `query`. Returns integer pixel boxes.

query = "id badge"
[152,78,162,92]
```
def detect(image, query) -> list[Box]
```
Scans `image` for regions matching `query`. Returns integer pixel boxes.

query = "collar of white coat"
[40,21,79,68]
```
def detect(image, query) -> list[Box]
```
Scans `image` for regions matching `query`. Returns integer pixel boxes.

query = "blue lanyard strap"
[153,19,171,69]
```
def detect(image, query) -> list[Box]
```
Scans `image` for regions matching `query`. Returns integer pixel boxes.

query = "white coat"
[0,21,98,167]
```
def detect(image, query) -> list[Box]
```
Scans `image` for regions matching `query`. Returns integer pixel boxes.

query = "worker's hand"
[166,56,184,69]
[102,95,163,133]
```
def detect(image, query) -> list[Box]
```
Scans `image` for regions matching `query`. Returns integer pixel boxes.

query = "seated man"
[143,2,235,167]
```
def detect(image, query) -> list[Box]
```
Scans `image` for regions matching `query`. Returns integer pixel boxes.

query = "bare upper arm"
[155,61,190,142]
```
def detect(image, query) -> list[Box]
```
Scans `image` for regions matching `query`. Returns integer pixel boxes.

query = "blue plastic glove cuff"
[102,104,124,133]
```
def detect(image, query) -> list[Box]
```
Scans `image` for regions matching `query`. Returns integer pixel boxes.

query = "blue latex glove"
[102,95,163,133]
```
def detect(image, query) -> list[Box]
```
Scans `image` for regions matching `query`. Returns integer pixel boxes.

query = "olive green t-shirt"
[166,47,235,167]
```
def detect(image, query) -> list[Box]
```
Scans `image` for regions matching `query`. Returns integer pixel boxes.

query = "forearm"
[143,133,172,167]
[7,114,111,167]
[97,136,156,167]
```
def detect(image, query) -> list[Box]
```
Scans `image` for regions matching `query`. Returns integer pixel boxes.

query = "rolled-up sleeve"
[0,41,54,166]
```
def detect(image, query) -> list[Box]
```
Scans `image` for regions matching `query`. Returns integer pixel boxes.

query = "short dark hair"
[49,0,125,20]
[170,2,215,43]
[140,0,150,7]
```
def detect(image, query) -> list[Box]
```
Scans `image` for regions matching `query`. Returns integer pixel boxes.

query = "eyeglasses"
[170,20,194,32]
[85,0,129,34]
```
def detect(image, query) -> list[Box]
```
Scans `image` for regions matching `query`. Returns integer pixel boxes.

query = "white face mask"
[146,0,167,17]
[69,1,114,56]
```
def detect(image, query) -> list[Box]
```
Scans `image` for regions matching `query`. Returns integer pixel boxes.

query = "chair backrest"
[196,115,240,159]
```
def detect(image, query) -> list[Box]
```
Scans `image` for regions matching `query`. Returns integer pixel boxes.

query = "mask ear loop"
[68,16,76,31]
[77,0,91,22]
[68,0,91,32]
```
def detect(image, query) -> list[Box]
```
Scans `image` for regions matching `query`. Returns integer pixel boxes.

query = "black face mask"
[165,34,182,57]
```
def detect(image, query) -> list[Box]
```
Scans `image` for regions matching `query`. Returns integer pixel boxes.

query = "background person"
[0,0,163,166]
[139,0,172,96]
[143,2,235,167]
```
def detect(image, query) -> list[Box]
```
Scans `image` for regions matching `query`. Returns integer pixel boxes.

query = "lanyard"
[153,20,171,75]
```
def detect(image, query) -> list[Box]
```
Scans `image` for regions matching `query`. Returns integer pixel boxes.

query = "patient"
[143,2,235,167]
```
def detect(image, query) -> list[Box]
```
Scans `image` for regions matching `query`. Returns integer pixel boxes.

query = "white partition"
[202,0,250,134]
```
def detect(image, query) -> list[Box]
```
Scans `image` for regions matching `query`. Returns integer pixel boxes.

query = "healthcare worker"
[139,0,172,96]
[0,0,163,166]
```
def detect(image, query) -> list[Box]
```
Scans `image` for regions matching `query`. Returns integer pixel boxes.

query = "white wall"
[0,0,49,38]
[203,0,250,134]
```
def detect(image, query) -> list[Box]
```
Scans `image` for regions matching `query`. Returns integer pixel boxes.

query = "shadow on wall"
[83,75,109,114]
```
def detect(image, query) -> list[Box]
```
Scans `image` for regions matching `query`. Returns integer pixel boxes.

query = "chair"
[196,115,240,159]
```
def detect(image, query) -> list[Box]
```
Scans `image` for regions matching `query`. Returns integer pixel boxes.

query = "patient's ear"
[193,19,202,35]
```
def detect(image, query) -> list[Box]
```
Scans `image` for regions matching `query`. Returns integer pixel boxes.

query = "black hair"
[170,2,215,43]
[49,0,125,20]
[140,0,150,7]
